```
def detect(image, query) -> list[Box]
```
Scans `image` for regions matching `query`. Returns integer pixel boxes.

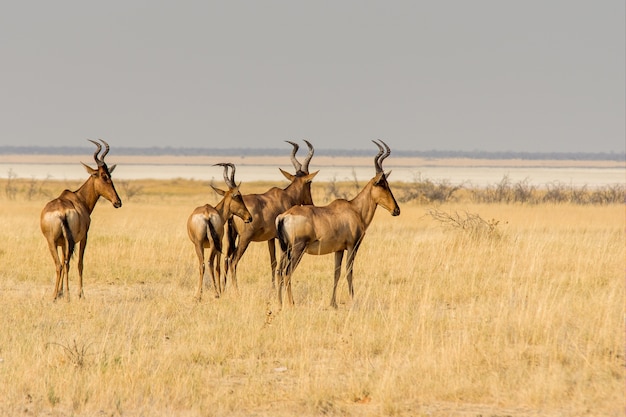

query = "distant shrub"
[5,169,17,200]
[540,182,625,205]
[325,169,360,201]
[118,180,144,202]
[399,173,463,204]
[468,175,624,206]
[471,175,537,204]
[589,184,625,205]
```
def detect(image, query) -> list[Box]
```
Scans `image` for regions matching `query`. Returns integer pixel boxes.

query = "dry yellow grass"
[0,178,623,416]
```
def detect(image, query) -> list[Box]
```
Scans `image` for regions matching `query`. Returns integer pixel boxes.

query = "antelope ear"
[210,185,226,196]
[231,182,243,195]
[81,162,98,176]
[305,170,319,183]
[279,168,295,181]
[108,164,117,173]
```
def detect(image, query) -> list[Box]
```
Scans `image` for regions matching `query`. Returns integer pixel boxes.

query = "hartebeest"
[40,139,122,301]
[225,140,318,290]
[276,140,400,308]
[187,163,252,300]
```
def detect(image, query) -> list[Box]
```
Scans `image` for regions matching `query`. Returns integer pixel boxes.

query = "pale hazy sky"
[1,1,624,153]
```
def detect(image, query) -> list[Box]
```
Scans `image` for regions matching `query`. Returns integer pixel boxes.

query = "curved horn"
[99,139,110,161]
[285,141,302,173]
[88,139,103,166]
[372,140,385,173]
[226,162,236,186]
[378,139,391,167]
[214,163,236,188]
[214,163,230,186]
[302,140,314,174]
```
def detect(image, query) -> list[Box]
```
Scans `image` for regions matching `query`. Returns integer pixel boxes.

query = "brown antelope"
[225,140,318,291]
[187,163,252,300]
[40,139,122,301]
[276,140,400,309]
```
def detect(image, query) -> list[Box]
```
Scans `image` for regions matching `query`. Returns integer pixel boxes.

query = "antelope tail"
[276,217,288,253]
[59,215,75,260]
[226,218,237,258]
[207,218,222,254]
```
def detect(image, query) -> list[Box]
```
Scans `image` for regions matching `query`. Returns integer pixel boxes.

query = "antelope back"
[372,171,400,216]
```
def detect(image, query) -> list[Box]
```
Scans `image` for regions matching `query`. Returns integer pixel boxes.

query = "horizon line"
[0,145,624,161]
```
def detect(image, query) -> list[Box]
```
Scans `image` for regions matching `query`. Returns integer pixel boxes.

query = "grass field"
[0,178,624,416]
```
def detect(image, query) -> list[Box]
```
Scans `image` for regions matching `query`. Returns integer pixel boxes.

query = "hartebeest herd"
[40,139,400,308]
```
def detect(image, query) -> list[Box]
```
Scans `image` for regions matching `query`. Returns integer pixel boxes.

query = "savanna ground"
[0,174,624,417]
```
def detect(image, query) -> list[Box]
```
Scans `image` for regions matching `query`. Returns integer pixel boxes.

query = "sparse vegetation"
[321,173,625,206]
[470,175,537,204]
[0,178,623,416]
[467,175,625,205]
[4,168,17,200]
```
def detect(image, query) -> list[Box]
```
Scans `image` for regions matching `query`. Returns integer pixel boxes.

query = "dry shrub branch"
[46,339,93,368]
[427,208,503,239]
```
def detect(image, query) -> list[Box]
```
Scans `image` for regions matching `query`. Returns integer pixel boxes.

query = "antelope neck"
[74,176,100,214]
[349,179,378,227]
